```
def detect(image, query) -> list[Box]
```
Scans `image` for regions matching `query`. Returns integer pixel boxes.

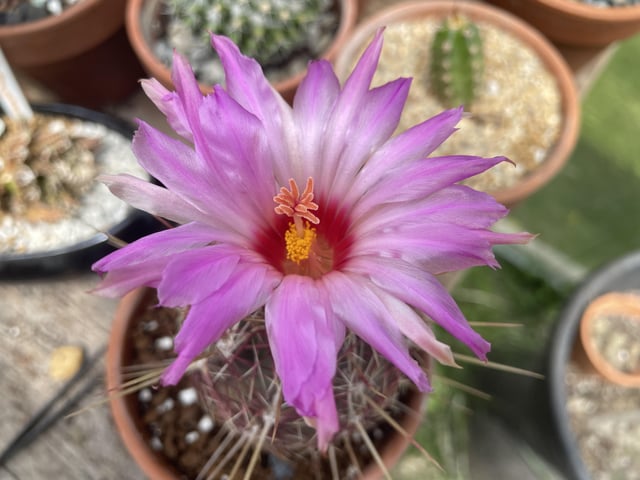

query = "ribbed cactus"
[195,312,422,477]
[429,14,484,109]
[166,0,337,68]
[128,298,426,478]
[0,115,99,221]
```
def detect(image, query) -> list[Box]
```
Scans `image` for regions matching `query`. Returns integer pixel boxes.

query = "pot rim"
[334,0,580,208]
[525,0,640,22]
[579,291,640,387]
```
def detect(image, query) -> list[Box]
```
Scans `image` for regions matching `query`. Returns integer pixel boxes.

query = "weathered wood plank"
[0,274,145,480]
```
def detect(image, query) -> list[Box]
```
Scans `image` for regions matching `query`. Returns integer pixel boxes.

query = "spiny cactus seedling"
[165,0,338,69]
[429,14,484,109]
[0,114,100,221]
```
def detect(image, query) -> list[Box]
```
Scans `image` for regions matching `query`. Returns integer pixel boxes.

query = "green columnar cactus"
[429,14,484,109]
[166,0,337,68]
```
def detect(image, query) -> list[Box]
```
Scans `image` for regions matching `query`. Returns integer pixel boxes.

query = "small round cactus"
[429,14,484,109]
[164,0,338,82]
[0,114,100,221]
[195,311,425,477]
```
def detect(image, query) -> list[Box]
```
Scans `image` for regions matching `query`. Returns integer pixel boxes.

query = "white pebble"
[185,431,200,444]
[138,388,152,402]
[155,336,174,351]
[156,398,174,413]
[178,387,198,406]
[198,415,214,433]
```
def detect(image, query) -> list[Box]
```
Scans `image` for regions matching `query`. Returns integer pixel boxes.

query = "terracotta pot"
[334,0,580,208]
[106,287,427,479]
[125,0,358,104]
[0,0,145,107]
[578,291,640,388]
[485,0,640,47]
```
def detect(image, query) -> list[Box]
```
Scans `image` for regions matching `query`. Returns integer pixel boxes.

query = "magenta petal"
[99,174,209,226]
[210,34,295,190]
[348,257,491,360]
[171,51,204,136]
[347,107,464,203]
[321,271,431,392]
[376,288,456,367]
[197,87,275,218]
[327,78,411,198]
[132,122,219,214]
[157,246,241,307]
[140,78,193,142]
[354,155,507,217]
[162,264,281,385]
[265,276,344,449]
[92,223,217,297]
[293,60,340,180]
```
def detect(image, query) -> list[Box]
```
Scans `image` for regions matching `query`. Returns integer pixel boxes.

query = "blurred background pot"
[334,0,580,208]
[126,0,358,104]
[0,103,158,278]
[0,0,145,107]
[485,0,640,47]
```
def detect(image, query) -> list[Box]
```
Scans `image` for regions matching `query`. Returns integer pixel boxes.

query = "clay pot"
[485,0,640,47]
[125,0,358,104]
[333,0,580,208]
[0,0,145,107]
[578,291,640,388]
[106,287,427,479]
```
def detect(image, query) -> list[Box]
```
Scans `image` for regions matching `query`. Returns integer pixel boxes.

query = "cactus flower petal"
[265,276,344,451]
[93,32,531,449]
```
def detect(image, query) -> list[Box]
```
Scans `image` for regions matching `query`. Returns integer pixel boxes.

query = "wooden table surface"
[0,2,614,479]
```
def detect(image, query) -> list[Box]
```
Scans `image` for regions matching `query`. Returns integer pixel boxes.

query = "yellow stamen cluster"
[284,222,316,264]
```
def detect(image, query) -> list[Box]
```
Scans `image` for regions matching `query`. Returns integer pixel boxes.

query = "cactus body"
[0,115,100,221]
[166,0,337,68]
[429,15,483,109]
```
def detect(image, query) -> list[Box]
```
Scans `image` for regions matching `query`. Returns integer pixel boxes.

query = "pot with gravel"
[0,102,155,276]
[334,0,580,208]
[546,250,640,479]
[126,0,357,104]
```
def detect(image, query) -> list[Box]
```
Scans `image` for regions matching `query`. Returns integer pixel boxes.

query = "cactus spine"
[429,14,484,109]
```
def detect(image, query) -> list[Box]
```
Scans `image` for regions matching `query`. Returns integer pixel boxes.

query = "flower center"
[273,177,330,277]
[284,222,316,264]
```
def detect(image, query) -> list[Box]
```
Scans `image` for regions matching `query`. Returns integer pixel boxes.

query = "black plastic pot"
[462,251,640,480]
[547,250,640,480]
[0,103,161,278]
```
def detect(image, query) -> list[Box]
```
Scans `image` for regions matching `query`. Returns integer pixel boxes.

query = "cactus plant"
[126,298,425,478]
[166,0,336,67]
[0,114,100,221]
[163,0,338,84]
[429,14,484,109]
[197,312,419,473]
